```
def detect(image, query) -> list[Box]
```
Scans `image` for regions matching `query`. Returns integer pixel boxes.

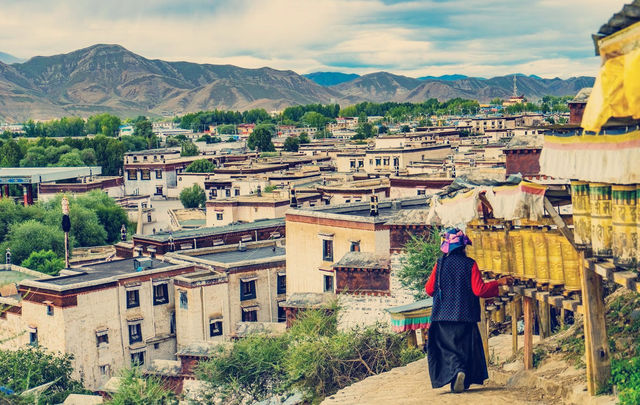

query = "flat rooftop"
[0,270,37,285]
[194,246,285,264]
[293,196,429,220]
[135,217,285,242]
[35,258,172,286]
[0,166,102,185]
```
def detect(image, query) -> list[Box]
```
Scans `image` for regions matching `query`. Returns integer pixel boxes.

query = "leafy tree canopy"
[21,250,65,275]
[180,184,206,209]
[185,159,216,173]
[180,141,199,157]
[247,126,275,152]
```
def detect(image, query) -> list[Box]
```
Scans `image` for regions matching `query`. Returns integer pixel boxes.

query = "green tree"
[21,250,65,275]
[352,122,375,140]
[247,127,275,152]
[283,136,300,152]
[0,347,87,404]
[19,146,48,167]
[490,98,503,105]
[180,184,206,209]
[400,125,411,133]
[298,132,310,144]
[56,151,85,166]
[0,140,23,167]
[86,113,122,137]
[180,141,199,157]
[185,159,216,173]
[74,190,131,244]
[133,117,153,139]
[92,135,126,176]
[398,231,441,299]
[217,124,236,135]
[106,368,177,405]
[1,220,66,269]
[43,203,107,247]
[301,111,327,129]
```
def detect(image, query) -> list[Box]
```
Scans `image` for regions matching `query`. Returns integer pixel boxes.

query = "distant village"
[0,85,590,397]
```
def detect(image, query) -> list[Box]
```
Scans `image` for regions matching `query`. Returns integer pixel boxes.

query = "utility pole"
[61,196,71,268]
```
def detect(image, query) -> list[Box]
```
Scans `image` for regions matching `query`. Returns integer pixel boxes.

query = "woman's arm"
[470,262,499,298]
[425,262,438,297]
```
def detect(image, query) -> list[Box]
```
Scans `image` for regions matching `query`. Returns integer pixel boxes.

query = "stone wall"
[337,253,415,331]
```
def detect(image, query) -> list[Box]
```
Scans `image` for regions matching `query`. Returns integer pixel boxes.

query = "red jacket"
[425,261,499,298]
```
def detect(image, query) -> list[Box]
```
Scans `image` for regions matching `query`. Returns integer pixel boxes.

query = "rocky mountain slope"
[0,44,594,121]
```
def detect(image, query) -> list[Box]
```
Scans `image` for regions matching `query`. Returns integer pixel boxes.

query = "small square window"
[225,189,231,197]
[153,284,169,305]
[154,343,160,349]
[179,291,188,309]
[350,241,360,252]
[128,323,142,344]
[130,351,145,366]
[99,365,110,376]
[96,332,109,347]
[322,239,333,261]
[417,189,426,196]
[216,213,223,221]
[242,310,257,322]
[127,170,137,180]
[141,170,151,180]
[324,275,334,292]
[234,189,240,196]
[240,280,256,301]
[46,305,54,316]
[126,290,140,309]
[155,170,162,179]
[277,274,286,295]
[209,320,223,337]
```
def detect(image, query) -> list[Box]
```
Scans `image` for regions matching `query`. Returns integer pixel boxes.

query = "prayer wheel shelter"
[0,166,102,204]
[386,298,432,348]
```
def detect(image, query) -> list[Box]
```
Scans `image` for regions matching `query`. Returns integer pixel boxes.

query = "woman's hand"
[497,276,514,286]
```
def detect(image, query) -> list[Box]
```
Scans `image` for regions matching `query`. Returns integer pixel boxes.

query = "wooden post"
[479,298,490,365]
[523,296,534,370]
[512,297,520,356]
[580,253,611,395]
[407,330,417,348]
[539,300,551,339]
[560,308,566,328]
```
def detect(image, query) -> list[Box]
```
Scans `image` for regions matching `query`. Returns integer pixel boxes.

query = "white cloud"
[0,0,630,78]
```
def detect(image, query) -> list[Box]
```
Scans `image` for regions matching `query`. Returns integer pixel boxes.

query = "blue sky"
[0,0,629,78]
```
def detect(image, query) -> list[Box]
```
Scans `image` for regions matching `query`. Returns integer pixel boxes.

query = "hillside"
[0,51,24,64]
[1,44,341,121]
[304,72,360,86]
[0,44,594,121]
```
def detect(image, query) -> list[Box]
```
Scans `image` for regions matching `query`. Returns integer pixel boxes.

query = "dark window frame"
[350,241,360,252]
[140,169,151,180]
[209,320,223,337]
[155,170,163,179]
[322,239,333,261]
[216,213,223,221]
[126,290,140,309]
[324,275,334,292]
[153,283,169,306]
[242,309,257,322]
[127,170,137,181]
[240,280,257,301]
[130,351,145,366]
[96,333,109,347]
[128,323,142,344]
[277,274,286,295]
[179,291,188,309]
[29,331,38,346]
[277,306,286,323]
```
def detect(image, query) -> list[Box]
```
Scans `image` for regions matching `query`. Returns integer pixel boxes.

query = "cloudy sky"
[0,0,629,78]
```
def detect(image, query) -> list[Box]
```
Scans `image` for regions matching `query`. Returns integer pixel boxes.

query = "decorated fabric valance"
[581,21,640,133]
[389,307,432,333]
[540,128,640,184]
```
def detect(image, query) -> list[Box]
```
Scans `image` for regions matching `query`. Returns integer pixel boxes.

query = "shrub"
[106,368,176,405]
[196,305,420,403]
[185,159,215,173]
[611,356,640,405]
[21,250,64,275]
[398,230,441,299]
[179,184,206,209]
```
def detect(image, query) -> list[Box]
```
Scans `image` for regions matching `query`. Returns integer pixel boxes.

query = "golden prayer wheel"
[481,230,494,271]
[521,228,537,280]
[547,232,565,285]
[589,183,612,257]
[532,230,550,283]
[560,237,582,292]
[509,229,525,279]
[571,181,591,248]
[490,231,503,275]
[465,227,477,258]
[500,231,510,275]
[611,185,637,269]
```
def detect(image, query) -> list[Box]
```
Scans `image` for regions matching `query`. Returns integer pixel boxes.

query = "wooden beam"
[539,300,551,339]
[543,197,576,249]
[512,297,520,357]
[523,296,534,370]
[580,253,611,395]
[479,298,490,365]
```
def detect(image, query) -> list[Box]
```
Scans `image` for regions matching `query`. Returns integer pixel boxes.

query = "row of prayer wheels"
[571,181,638,269]
[466,226,581,291]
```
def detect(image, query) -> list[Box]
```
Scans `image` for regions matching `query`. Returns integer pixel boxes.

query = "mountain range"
[0,44,595,121]
[0,51,24,64]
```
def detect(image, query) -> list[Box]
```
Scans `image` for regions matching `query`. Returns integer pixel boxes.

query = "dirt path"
[321,357,546,405]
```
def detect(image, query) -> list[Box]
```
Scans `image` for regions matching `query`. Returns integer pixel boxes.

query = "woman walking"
[425,228,512,393]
